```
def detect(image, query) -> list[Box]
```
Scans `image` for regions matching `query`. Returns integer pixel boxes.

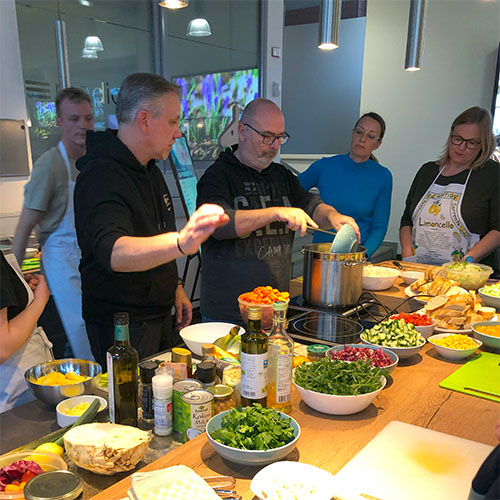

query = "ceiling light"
[81,48,98,59]
[159,0,188,9]
[187,18,211,37]
[78,0,91,6]
[318,0,341,50]
[405,0,428,71]
[84,36,104,52]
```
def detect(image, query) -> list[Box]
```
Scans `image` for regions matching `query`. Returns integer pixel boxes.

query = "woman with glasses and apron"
[400,107,500,270]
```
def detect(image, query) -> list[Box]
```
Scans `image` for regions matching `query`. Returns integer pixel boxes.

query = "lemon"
[35,442,64,458]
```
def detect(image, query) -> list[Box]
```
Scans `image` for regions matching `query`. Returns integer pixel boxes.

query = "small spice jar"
[307,343,330,361]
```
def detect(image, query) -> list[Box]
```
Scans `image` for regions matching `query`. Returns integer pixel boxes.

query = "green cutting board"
[440,351,500,402]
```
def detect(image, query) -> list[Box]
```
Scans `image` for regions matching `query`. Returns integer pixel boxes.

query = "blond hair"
[437,107,496,170]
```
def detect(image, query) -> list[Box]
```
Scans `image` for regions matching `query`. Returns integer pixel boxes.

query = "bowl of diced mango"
[25,359,102,406]
[472,321,500,350]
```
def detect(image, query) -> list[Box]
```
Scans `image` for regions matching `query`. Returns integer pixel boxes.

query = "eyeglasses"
[352,128,380,141]
[244,123,290,145]
[450,134,481,150]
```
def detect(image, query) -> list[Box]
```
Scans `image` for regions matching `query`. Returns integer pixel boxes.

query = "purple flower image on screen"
[173,68,259,160]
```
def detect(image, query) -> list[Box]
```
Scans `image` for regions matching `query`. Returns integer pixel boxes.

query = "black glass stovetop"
[285,294,393,347]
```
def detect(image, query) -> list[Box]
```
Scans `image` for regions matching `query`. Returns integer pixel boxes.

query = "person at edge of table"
[399,106,499,272]
[12,88,95,360]
[0,251,51,412]
[196,97,360,325]
[298,112,392,259]
[74,73,229,368]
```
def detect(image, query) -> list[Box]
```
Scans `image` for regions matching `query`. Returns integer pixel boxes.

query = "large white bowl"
[206,410,300,466]
[56,394,107,427]
[293,370,386,415]
[472,321,500,350]
[478,287,500,310]
[179,322,244,356]
[362,267,400,291]
[428,333,482,360]
[360,333,425,359]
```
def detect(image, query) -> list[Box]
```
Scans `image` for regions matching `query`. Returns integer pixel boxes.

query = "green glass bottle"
[107,312,139,426]
[267,301,293,413]
[240,305,268,407]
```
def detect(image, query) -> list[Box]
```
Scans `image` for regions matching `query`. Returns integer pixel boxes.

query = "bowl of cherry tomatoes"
[390,312,436,339]
[238,286,290,330]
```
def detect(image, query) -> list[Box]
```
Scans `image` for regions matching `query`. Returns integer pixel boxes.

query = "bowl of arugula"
[293,358,387,415]
[206,404,300,466]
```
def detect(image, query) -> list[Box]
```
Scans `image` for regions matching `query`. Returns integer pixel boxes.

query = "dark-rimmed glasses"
[244,123,290,145]
[450,135,481,150]
[352,127,380,141]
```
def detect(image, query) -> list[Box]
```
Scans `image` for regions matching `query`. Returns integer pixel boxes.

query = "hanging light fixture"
[159,0,188,8]
[405,0,428,71]
[81,48,98,59]
[187,18,211,37]
[318,0,341,50]
[84,35,104,52]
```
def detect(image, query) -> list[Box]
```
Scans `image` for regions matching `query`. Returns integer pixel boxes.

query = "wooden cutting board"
[335,421,493,500]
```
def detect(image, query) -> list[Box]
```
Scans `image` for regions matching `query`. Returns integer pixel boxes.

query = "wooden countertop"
[92,347,500,498]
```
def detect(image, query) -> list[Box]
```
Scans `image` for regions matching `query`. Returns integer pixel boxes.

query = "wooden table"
[92,265,500,500]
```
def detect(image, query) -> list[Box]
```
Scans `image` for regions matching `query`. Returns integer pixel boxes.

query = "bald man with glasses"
[196,98,359,324]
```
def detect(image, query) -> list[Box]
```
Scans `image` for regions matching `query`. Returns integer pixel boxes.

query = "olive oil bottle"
[240,306,268,407]
[267,301,293,413]
[107,312,139,426]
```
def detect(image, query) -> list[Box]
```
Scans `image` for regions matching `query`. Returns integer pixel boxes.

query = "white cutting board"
[335,421,493,500]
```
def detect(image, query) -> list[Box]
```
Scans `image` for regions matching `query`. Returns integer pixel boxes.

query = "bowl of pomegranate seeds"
[327,344,399,373]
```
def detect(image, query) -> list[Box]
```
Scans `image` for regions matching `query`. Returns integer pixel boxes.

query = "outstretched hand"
[178,204,229,255]
[274,207,317,237]
[330,214,361,242]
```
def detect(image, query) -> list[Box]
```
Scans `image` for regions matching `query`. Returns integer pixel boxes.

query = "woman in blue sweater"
[298,112,392,258]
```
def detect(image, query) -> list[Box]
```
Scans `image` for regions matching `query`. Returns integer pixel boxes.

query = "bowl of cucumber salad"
[361,319,426,359]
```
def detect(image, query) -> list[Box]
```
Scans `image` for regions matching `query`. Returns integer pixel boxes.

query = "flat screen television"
[173,68,258,161]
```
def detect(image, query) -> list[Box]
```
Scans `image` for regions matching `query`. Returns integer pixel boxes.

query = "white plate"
[404,285,469,304]
[250,461,346,500]
[417,307,498,334]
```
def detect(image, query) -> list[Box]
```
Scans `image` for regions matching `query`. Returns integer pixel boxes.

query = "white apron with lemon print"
[411,166,480,265]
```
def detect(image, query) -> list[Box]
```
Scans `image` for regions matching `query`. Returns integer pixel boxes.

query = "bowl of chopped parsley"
[293,358,387,415]
[206,404,300,465]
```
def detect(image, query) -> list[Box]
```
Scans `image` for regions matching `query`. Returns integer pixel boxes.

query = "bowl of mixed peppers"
[238,286,290,330]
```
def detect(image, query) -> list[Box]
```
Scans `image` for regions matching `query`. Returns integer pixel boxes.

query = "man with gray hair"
[74,73,228,367]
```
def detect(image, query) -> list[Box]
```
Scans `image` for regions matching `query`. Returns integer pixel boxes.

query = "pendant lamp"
[84,36,104,52]
[405,0,427,71]
[159,0,188,8]
[187,18,211,37]
[318,0,341,50]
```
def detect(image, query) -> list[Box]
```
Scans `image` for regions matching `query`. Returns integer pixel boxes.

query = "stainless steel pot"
[301,243,366,308]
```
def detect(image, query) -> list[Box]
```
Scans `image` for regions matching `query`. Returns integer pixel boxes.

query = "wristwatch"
[177,277,185,287]
[464,255,474,263]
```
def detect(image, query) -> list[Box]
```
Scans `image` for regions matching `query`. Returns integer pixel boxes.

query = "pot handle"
[344,258,367,267]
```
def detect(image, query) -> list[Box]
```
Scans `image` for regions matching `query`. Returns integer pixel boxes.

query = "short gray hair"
[116,73,180,124]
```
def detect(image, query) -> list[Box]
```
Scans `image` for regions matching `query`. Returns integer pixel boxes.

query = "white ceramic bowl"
[360,333,425,359]
[56,394,107,427]
[413,318,436,339]
[478,287,500,310]
[251,461,339,500]
[206,410,300,466]
[179,322,244,356]
[401,270,425,285]
[326,344,399,373]
[330,224,358,253]
[472,321,500,350]
[428,333,482,360]
[293,368,386,415]
[362,267,400,291]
